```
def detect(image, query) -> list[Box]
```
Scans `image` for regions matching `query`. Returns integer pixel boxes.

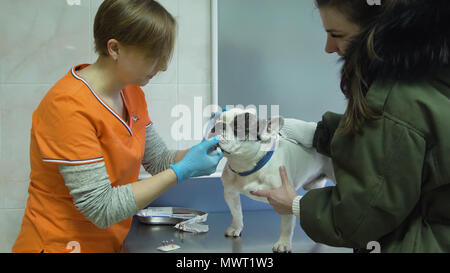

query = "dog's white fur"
[208,108,335,252]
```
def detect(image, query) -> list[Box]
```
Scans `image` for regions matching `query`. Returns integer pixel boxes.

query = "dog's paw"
[224,226,243,237]
[272,240,292,253]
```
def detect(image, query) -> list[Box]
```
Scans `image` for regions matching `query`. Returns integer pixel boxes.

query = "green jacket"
[300,68,450,252]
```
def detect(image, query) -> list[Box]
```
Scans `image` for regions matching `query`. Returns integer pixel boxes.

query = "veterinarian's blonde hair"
[94,0,176,66]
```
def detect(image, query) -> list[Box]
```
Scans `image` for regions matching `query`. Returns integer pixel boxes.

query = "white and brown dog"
[207,108,335,253]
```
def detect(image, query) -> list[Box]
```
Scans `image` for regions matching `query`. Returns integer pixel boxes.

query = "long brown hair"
[315,0,398,136]
[94,0,177,67]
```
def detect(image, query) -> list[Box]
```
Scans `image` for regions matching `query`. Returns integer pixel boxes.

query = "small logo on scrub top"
[132,115,139,122]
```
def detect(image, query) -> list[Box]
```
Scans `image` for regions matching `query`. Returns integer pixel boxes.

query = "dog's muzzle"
[218,143,231,155]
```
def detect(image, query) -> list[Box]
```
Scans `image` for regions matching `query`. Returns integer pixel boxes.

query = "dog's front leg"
[273,214,296,253]
[224,189,244,237]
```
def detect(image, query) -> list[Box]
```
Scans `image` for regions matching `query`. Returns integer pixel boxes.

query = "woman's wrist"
[292,195,302,218]
[167,165,180,182]
[169,163,189,183]
[170,149,191,183]
[174,149,190,163]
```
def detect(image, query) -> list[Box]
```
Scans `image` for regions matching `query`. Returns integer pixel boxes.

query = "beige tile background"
[0,0,212,252]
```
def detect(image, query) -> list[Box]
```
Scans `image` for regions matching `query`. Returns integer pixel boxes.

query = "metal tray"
[136,207,206,225]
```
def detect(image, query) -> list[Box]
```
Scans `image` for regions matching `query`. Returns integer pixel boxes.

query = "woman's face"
[319,7,361,56]
[113,43,167,87]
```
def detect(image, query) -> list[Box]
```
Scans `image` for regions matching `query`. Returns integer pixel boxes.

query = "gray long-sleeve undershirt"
[58,124,177,229]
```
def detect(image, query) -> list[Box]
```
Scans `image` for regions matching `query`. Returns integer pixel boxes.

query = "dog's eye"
[211,122,227,136]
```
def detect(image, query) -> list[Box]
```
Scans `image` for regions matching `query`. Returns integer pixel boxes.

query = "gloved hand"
[169,136,224,183]
[279,118,318,148]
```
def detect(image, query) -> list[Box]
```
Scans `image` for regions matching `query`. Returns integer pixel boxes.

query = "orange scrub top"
[12,64,151,253]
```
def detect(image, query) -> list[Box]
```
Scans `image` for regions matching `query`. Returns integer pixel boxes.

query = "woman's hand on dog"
[251,166,299,215]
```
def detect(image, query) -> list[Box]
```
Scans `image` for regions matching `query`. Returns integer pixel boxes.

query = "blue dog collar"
[228,140,276,176]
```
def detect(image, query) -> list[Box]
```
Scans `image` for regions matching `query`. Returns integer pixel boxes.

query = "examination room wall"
[0,0,212,253]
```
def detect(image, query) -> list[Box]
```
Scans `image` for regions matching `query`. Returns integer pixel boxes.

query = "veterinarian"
[12,0,223,253]
[252,0,450,253]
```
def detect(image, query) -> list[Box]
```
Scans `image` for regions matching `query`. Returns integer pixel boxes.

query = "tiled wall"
[0,0,212,253]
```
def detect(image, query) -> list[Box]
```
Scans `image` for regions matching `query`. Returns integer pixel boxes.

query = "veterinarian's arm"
[58,138,222,228]
[58,162,177,229]
[299,118,424,249]
[56,125,185,229]
[135,138,223,208]
[312,112,343,157]
[141,124,188,175]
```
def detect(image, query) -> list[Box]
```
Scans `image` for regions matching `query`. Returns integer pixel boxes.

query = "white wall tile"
[0,85,2,188]
[90,0,104,63]
[0,84,50,185]
[0,0,91,84]
[178,0,211,84]
[0,209,25,253]
[139,84,179,178]
[142,84,179,150]
[177,84,211,149]
[145,83,178,102]
[158,0,179,16]
[1,181,29,210]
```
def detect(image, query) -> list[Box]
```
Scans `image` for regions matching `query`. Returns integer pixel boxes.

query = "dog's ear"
[258,116,284,141]
[268,116,284,132]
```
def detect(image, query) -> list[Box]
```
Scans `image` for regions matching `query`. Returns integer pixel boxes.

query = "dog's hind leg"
[273,214,296,253]
[224,189,244,237]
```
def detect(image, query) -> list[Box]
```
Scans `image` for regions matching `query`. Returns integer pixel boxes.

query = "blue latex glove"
[169,136,224,183]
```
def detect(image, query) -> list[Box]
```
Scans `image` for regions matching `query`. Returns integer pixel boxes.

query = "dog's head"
[207,108,284,157]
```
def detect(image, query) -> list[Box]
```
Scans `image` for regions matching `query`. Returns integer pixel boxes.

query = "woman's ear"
[107,39,120,61]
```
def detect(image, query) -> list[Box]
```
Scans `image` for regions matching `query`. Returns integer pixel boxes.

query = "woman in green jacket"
[252,0,450,253]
